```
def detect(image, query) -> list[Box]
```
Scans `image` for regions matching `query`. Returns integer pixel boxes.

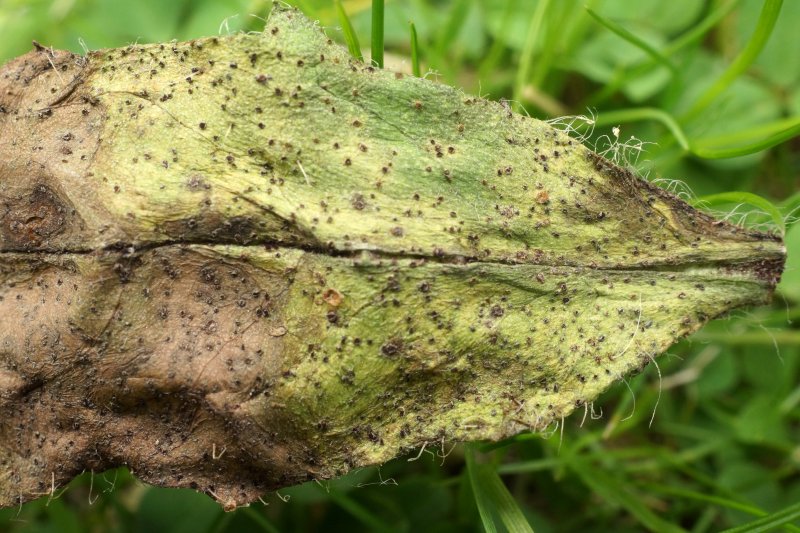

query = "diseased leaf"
[0,6,784,510]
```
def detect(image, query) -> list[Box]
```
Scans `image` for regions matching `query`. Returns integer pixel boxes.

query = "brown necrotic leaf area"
[0,6,785,510]
[0,249,297,509]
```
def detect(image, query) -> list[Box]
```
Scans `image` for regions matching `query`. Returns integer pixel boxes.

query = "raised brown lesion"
[0,184,72,249]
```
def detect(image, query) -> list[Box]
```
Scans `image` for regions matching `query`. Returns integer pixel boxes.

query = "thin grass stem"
[335,0,363,62]
[692,120,800,159]
[585,7,676,74]
[592,107,691,152]
[371,0,384,68]
[409,21,421,77]
[681,0,783,120]
[513,0,551,112]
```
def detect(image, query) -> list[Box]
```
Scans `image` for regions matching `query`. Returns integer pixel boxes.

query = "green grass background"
[1,0,799,531]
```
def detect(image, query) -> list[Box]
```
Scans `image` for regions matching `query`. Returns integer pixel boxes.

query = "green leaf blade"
[371,0,384,68]
[466,446,534,533]
[335,0,363,62]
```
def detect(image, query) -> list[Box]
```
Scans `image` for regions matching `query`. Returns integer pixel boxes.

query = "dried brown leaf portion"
[0,247,320,509]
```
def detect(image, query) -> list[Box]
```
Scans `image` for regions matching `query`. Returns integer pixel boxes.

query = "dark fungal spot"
[350,194,366,210]
[0,184,73,249]
[380,338,404,357]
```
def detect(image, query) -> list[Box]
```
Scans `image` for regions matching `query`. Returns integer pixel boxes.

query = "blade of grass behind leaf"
[466,448,498,533]
[691,116,800,148]
[646,483,800,533]
[513,0,551,112]
[720,500,800,533]
[335,0,363,62]
[322,486,396,532]
[477,0,516,82]
[588,108,799,163]
[592,107,691,152]
[434,0,472,57]
[681,0,783,120]
[641,483,770,521]
[371,0,384,68]
[585,0,738,108]
[241,507,281,533]
[585,7,676,75]
[529,1,570,89]
[663,0,740,57]
[692,118,800,160]
[409,21,421,77]
[465,445,534,533]
[569,460,687,533]
[781,191,800,227]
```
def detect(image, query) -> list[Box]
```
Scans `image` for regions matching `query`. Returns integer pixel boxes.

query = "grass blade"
[642,483,769,518]
[592,107,691,152]
[529,1,571,89]
[692,330,800,345]
[570,460,687,533]
[477,0,517,82]
[692,119,800,159]
[663,0,740,56]
[335,0,363,62]
[409,21,421,77]
[781,191,800,227]
[466,448,498,533]
[465,445,533,533]
[591,108,799,162]
[242,507,281,533]
[585,7,676,74]
[691,191,785,234]
[371,0,384,68]
[513,0,551,111]
[495,457,561,475]
[691,116,800,147]
[721,501,800,533]
[434,0,473,56]
[682,0,784,120]
[323,487,395,532]
[586,0,739,107]
[643,483,800,533]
